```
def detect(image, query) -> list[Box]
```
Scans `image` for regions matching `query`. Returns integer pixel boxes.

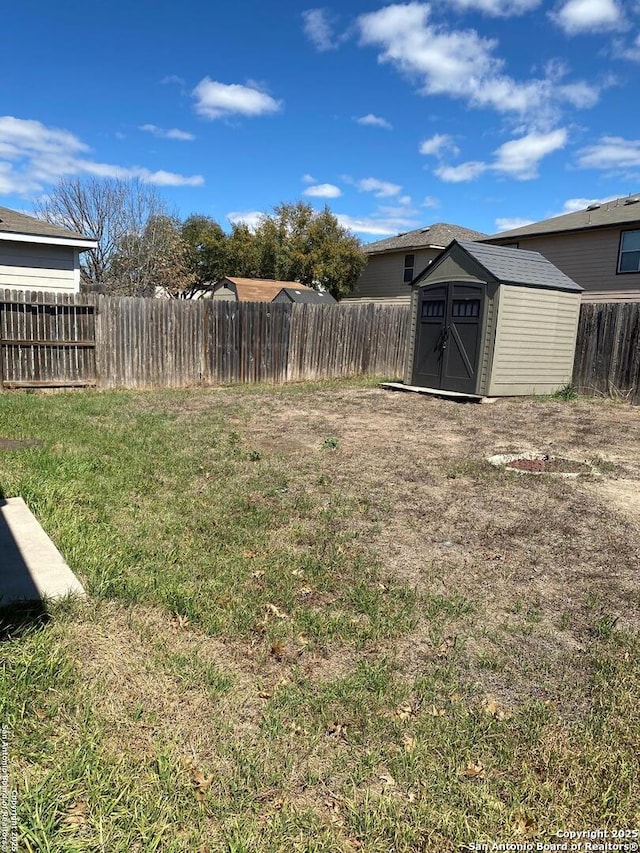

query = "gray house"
[485,194,640,302]
[405,240,582,397]
[345,222,487,304]
[0,206,97,293]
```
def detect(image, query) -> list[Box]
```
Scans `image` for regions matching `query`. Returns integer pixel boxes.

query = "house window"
[403,254,415,283]
[618,230,640,273]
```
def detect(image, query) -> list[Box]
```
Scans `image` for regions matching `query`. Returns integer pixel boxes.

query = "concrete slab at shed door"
[0,497,85,605]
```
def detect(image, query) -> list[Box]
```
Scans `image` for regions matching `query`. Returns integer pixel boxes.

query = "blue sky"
[1,0,639,241]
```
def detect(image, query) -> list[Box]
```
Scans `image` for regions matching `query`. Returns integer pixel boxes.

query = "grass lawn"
[0,380,639,852]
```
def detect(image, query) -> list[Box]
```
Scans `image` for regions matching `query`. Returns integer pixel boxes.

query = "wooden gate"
[0,290,97,390]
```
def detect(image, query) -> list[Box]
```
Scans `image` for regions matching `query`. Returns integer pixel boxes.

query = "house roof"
[487,193,640,241]
[221,277,313,302]
[419,240,582,292]
[277,287,336,304]
[0,206,96,245]
[363,222,488,255]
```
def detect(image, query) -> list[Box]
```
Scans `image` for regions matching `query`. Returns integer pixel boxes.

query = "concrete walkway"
[0,497,85,606]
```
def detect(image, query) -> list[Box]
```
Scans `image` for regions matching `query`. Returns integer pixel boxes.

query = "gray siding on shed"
[488,285,580,395]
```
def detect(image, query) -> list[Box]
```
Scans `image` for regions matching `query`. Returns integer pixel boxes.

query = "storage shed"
[405,240,583,396]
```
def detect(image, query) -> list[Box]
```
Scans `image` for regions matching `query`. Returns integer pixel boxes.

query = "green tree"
[226,222,260,278]
[181,215,228,288]
[252,202,366,298]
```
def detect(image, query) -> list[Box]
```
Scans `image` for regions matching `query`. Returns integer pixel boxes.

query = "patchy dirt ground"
[196,384,640,708]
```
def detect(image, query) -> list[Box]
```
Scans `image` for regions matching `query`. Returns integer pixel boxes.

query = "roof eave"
[0,231,98,249]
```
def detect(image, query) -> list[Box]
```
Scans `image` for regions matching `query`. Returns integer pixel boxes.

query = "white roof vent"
[624,197,640,205]
[586,203,601,211]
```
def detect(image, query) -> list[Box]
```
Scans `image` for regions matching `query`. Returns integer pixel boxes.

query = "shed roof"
[418,240,582,292]
[221,277,313,302]
[363,222,487,255]
[486,193,640,241]
[277,287,336,304]
[0,206,96,244]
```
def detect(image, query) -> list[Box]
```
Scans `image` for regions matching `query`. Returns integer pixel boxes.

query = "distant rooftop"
[364,222,488,255]
[0,205,95,243]
[487,194,640,241]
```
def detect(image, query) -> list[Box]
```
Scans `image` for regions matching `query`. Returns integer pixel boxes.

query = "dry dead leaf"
[379,773,396,788]
[171,613,189,630]
[297,586,313,597]
[407,789,417,803]
[403,734,417,752]
[513,810,536,836]
[427,704,446,717]
[62,801,88,828]
[190,768,213,803]
[291,568,305,577]
[251,569,265,579]
[395,703,417,721]
[270,640,285,660]
[244,550,257,559]
[450,692,462,703]
[257,689,271,699]
[265,603,289,620]
[483,698,509,721]
[460,760,486,780]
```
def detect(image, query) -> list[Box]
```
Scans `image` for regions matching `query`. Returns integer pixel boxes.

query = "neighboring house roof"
[218,277,313,302]
[487,194,640,241]
[0,206,97,248]
[363,222,488,255]
[276,287,336,304]
[416,240,582,292]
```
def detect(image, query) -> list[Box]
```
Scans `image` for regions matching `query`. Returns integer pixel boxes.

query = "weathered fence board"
[0,289,97,388]
[0,292,411,389]
[3,292,640,401]
[572,302,640,403]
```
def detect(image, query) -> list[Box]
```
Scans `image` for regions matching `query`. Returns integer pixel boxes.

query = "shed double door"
[412,283,484,394]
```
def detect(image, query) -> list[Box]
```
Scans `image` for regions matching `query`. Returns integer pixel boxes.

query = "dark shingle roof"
[277,287,336,304]
[364,222,487,254]
[486,194,640,241]
[0,206,95,242]
[454,240,582,292]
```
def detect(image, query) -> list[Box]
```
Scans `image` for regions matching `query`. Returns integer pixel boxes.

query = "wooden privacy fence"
[4,290,639,400]
[0,290,97,389]
[0,289,410,389]
[572,302,640,403]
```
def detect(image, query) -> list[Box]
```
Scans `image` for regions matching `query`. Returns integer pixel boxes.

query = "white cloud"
[419,133,460,157]
[357,3,600,124]
[422,195,440,207]
[356,113,393,129]
[0,116,203,195]
[302,9,336,51]
[226,210,265,230]
[192,78,281,120]
[436,161,487,182]
[495,216,535,231]
[613,32,640,62]
[434,128,567,183]
[302,173,317,184]
[445,0,541,15]
[357,177,402,197]
[577,136,640,172]
[161,75,186,86]
[493,128,568,178]
[336,212,420,236]
[552,0,625,34]
[303,183,342,198]
[139,124,195,141]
